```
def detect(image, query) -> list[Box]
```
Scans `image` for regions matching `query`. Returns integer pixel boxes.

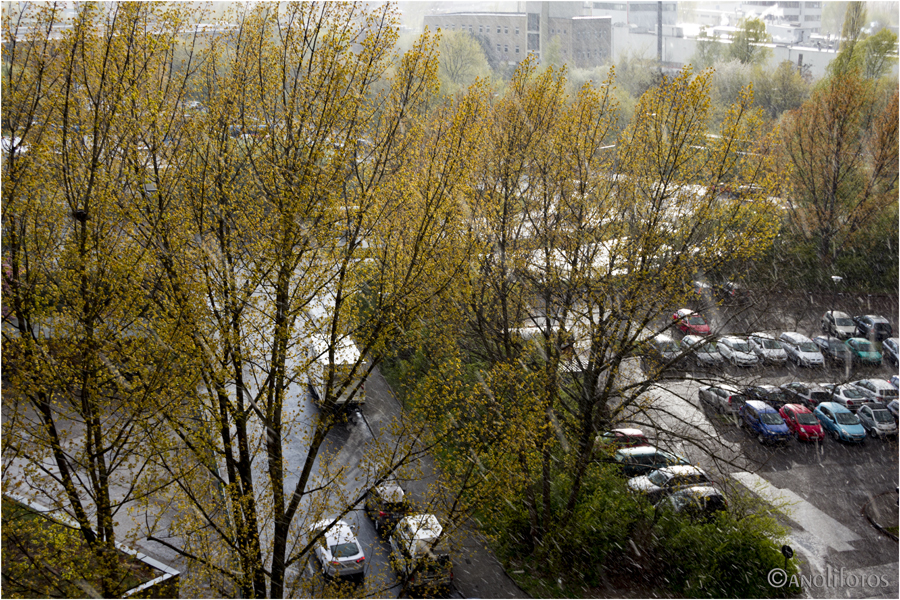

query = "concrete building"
[587,2,677,32]
[422,2,611,69]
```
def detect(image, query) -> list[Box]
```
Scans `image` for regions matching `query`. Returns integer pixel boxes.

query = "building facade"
[423,2,611,69]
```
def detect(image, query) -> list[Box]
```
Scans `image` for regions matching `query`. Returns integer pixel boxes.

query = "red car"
[597,428,650,449]
[779,404,825,442]
[672,308,711,336]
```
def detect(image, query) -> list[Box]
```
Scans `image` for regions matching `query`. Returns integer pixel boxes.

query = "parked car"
[682,335,723,367]
[366,480,409,535]
[698,384,747,415]
[821,310,855,339]
[389,514,452,594]
[852,315,893,342]
[891,375,899,389]
[717,336,759,367]
[627,465,713,503]
[656,486,728,520]
[309,519,366,583]
[739,400,792,444]
[850,379,900,403]
[743,385,788,410]
[814,402,866,443]
[672,308,710,336]
[845,337,883,366]
[779,332,825,367]
[779,404,825,442]
[887,400,899,422]
[613,446,690,477]
[821,383,871,412]
[813,336,852,364]
[597,428,650,449]
[648,334,683,366]
[780,381,830,409]
[881,337,899,368]
[856,403,898,438]
[748,332,788,364]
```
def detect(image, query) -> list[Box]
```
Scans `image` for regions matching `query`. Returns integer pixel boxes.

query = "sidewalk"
[864,490,899,541]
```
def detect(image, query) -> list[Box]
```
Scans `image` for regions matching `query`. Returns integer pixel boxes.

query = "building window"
[504,27,508,34]
[497,26,501,34]
[479,25,483,33]
[469,25,473,33]
[528,13,540,31]
[527,32,539,50]
[497,44,501,52]
[504,45,508,52]
[515,45,520,53]
[515,26,520,35]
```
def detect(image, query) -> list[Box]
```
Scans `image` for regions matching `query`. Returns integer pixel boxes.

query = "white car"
[717,336,759,367]
[309,519,366,583]
[682,335,723,366]
[389,514,452,593]
[851,379,900,404]
[748,332,788,364]
[627,465,713,503]
[821,310,855,339]
[779,332,825,367]
[822,383,871,412]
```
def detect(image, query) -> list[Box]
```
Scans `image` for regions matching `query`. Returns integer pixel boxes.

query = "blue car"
[739,400,792,444]
[814,402,867,443]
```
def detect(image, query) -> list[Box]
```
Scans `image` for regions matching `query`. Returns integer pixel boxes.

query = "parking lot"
[637,292,899,599]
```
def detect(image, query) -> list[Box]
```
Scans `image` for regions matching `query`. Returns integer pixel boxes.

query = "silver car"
[717,336,759,367]
[779,332,825,367]
[748,332,788,364]
[683,335,723,367]
[856,404,898,438]
[821,310,855,339]
[309,519,366,583]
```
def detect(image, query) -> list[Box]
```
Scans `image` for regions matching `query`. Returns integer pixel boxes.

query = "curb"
[861,490,899,542]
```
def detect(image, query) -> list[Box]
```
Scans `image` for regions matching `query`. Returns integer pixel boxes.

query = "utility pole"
[657,1,663,67]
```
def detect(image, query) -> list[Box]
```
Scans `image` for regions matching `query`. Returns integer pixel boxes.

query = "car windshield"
[840,387,866,399]
[873,410,893,423]
[835,412,860,425]
[759,412,784,426]
[834,317,852,326]
[767,391,786,402]
[875,323,891,331]
[796,412,818,425]
[810,391,829,402]
[659,342,680,353]
[762,340,782,350]
[855,341,876,352]
[798,342,818,352]
[648,470,670,486]
[702,343,717,353]
[731,341,750,353]
[688,315,706,325]
[331,542,360,558]
[883,389,899,399]
[829,340,847,350]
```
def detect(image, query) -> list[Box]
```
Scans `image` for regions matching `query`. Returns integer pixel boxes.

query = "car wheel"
[757,433,765,444]
[829,429,838,441]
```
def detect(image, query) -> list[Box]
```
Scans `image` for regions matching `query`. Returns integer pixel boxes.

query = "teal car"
[844,337,882,366]
[814,402,866,443]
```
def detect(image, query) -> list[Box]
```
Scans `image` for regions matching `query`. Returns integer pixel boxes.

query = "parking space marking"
[731,471,862,553]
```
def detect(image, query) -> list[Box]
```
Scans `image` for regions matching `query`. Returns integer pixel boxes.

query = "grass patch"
[1,496,159,598]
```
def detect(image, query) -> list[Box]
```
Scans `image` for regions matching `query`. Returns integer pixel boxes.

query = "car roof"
[654,333,677,342]
[750,332,776,339]
[612,428,645,437]
[854,378,892,388]
[617,445,665,456]
[744,400,775,411]
[671,485,722,499]
[861,314,888,322]
[399,514,442,542]
[816,402,851,413]
[658,465,705,477]
[826,310,851,318]
[310,519,356,546]
[781,331,812,342]
[674,308,695,317]
[374,481,405,503]
[781,403,812,413]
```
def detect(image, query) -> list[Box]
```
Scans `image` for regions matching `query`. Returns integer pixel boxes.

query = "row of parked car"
[598,430,727,517]
[307,480,452,593]
[657,309,899,369]
[699,377,900,443]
